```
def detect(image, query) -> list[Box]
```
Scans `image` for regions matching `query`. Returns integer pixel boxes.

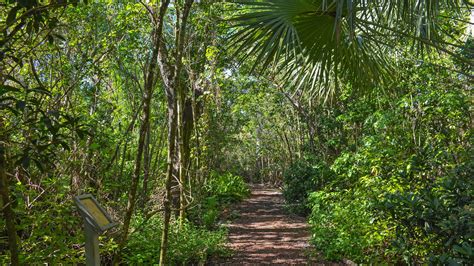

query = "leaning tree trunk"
[114,74,151,264]
[114,4,166,261]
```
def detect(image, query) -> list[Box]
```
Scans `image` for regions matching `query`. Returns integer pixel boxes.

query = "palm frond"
[229,0,472,98]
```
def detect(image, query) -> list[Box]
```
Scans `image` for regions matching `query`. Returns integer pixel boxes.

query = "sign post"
[84,221,100,266]
[74,194,117,266]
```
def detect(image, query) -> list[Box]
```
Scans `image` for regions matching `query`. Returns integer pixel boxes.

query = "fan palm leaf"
[230,0,472,98]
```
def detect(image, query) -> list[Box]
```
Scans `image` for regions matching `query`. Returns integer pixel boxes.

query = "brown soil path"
[216,185,316,265]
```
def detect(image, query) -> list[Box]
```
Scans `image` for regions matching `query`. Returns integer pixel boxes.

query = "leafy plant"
[282,158,333,216]
[188,172,250,228]
[309,190,387,262]
[206,172,250,204]
[124,215,229,265]
[303,60,472,263]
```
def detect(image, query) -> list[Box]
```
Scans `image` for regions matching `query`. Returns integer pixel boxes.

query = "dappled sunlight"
[216,187,319,265]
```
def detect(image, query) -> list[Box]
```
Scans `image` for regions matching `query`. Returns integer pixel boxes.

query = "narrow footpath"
[216,185,316,265]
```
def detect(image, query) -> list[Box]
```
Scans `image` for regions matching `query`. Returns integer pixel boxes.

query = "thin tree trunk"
[119,141,128,180]
[141,123,151,208]
[81,85,99,189]
[0,141,20,266]
[105,102,142,173]
[150,121,167,180]
[114,82,150,264]
[160,99,177,266]
[142,118,165,207]
[178,99,194,225]
[159,0,193,264]
[114,2,166,261]
[177,94,186,226]
[190,85,202,195]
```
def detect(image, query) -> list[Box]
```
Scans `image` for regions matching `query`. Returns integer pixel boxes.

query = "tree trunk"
[150,121,166,183]
[178,97,194,226]
[114,2,166,260]
[159,0,193,264]
[177,91,186,226]
[114,80,151,264]
[141,122,151,208]
[159,98,177,266]
[0,141,20,266]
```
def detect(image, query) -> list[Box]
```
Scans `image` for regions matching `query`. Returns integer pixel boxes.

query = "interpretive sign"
[75,194,117,266]
[75,194,116,233]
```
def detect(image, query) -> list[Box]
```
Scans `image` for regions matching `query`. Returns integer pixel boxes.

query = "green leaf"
[53,33,66,42]
[47,34,55,45]
[29,87,52,96]
[26,21,33,35]
[21,154,30,169]
[18,0,35,8]
[6,6,20,26]
[4,74,23,86]
[0,103,20,115]
[58,140,70,151]
[33,158,45,173]
[0,84,19,95]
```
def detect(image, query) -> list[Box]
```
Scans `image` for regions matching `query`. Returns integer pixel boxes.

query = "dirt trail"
[215,185,316,265]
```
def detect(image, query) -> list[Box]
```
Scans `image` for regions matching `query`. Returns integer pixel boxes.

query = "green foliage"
[381,160,474,264]
[309,191,386,262]
[304,61,473,263]
[282,158,333,216]
[0,177,117,264]
[188,172,250,229]
[206,172,250,204]
[1,0,472,264]
[231,0,470,96]
[124,216,228,265]
[201,196,220,229]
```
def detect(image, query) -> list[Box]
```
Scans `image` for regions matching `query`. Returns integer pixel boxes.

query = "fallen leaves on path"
[214,185,322,265]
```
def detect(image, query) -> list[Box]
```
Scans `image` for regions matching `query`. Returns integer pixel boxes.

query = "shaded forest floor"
[214,185,339,265]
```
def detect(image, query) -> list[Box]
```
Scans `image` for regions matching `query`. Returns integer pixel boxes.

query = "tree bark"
[178,98,195,226]
[0,140,20,266]
[141,122,151,208]
[114,72,150,265]
[114,1,169,262]
[159,0,193,264]
[159,97,177,266]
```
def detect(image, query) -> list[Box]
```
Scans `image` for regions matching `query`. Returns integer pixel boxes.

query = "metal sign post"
[75,194,117,266]
[84,220,100,266]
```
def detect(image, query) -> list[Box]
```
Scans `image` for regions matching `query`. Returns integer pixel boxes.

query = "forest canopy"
[1,0,473,265]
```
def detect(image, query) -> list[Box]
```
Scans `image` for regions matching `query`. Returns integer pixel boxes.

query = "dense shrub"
[308,151,390,262]
[308,149,473,264]
[381,160,474,264]
[189,172,250,228]
[304,63,473,263]
[309,190,387,262]
[206,172,250,204]
[282,158,333,216]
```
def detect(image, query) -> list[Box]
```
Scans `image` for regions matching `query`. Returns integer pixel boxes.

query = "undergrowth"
[124,216,229,265]
[125,172,249,264]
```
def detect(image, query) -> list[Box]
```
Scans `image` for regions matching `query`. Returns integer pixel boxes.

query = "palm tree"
[231,0,472,98]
